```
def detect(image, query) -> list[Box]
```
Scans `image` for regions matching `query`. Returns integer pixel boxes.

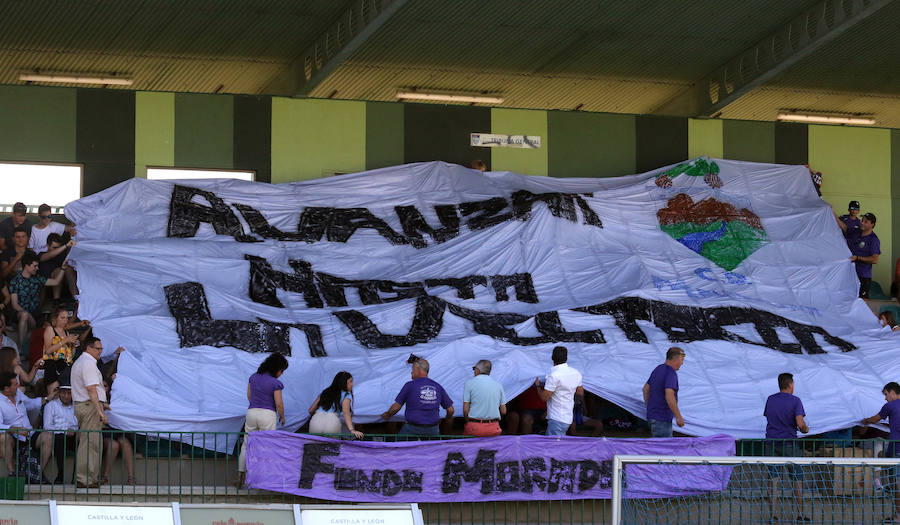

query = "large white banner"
[64,158,898,442]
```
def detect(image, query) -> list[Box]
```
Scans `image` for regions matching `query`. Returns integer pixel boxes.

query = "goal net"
[611,454,900,525]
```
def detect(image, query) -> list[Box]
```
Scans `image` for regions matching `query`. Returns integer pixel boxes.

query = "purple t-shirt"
[248,372,284,411]
[645,363,678,421]
[395,377,453,426]
[764,392,805,439]
[879,399,900,442]
[839,215,861,245]
[850,231,880,279]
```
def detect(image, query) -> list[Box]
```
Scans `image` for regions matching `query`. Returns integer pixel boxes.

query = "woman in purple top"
[237,353,288,488]
[308,371,364,439]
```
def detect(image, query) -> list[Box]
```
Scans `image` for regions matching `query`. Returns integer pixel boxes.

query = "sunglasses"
[39,214,52,220]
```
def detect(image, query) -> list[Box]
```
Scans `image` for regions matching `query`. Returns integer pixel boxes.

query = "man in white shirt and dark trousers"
[38,382,78,484]
[534,346,584,436]
[0,371,49,480]
[71,336,108,488]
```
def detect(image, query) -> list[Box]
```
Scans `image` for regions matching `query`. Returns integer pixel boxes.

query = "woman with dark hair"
[308,371,363,438]
[42,306,87,391]
[236,352,288,488]
[879,311,900,332]
[0,346,42,387]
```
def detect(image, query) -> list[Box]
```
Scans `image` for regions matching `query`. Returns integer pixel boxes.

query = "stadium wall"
[0,84,896,289]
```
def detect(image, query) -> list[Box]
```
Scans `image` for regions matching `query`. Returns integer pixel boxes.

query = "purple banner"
[246,432,734,502]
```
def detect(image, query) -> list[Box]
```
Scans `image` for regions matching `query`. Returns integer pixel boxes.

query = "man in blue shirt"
[862,382,900,523]
[849,212,880,299]
[462,359,506,437]
[642,347,685,437]
[764,373,809,523]
[381,358,454,437]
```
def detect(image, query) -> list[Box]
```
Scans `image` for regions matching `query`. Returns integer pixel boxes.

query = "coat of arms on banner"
[654,159,768,271]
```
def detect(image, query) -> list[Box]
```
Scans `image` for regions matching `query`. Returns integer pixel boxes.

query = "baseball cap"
[12,202,27,214]
[862,212,877,224]
[59,385,72,390]
[848,201,860,210]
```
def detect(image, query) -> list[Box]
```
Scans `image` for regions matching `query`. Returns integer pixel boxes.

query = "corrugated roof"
[0,0,347,94]
[315,64,689,114]
[342,1,818,79]
[0,0,895,121]
[720,87,900,129]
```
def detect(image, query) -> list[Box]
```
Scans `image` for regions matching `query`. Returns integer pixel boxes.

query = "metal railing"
[1,431,486,503]
[737,437,893,458]
[2,431,895,524]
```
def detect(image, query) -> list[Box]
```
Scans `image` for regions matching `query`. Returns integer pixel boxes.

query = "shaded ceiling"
[1,0,898,127]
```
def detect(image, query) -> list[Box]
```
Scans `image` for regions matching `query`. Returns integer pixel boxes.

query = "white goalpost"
[611,454,900,525]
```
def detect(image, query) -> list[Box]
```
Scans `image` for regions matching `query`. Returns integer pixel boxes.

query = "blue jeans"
[649,419,673,437]
[546,419,570,436]
[399,423,439,438]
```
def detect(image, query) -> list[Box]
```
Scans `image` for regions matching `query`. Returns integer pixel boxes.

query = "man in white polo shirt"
[71,336,108,488]
[534,346,584,436]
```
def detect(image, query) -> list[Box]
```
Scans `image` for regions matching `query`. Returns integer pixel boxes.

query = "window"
[0,162,82,212]
[147,167,255,181]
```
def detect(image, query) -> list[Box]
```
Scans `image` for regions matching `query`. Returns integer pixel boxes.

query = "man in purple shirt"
[642,347,685,437]
[862,382,900,523]
[381,358,453,437]
[836,200,861,246]
[764,372,809,523]
[849,212,880,299]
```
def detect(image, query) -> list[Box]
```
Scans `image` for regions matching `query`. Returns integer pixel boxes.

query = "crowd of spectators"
[0,203,134,486]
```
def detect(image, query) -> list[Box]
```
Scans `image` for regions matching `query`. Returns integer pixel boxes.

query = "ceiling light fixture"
[396,90,503,104]
[776,111,875,126]
[19,72,133,86]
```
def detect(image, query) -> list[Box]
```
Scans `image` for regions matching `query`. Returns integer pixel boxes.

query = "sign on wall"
[0,502,51,525]
[470,133,541,148]
[55,505,175,525]
[298,505,421,525]
[0,502,419,525]
[179,507,295,525]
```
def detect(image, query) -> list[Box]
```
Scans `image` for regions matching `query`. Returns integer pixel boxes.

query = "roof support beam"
[653,0,894,117]
[270,0,409,97]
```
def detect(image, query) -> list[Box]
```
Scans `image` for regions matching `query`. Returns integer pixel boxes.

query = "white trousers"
[238,408,277,473]
[308,411,342,434]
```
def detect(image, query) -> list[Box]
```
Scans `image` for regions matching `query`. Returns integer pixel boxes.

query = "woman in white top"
[308,371,363,438]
